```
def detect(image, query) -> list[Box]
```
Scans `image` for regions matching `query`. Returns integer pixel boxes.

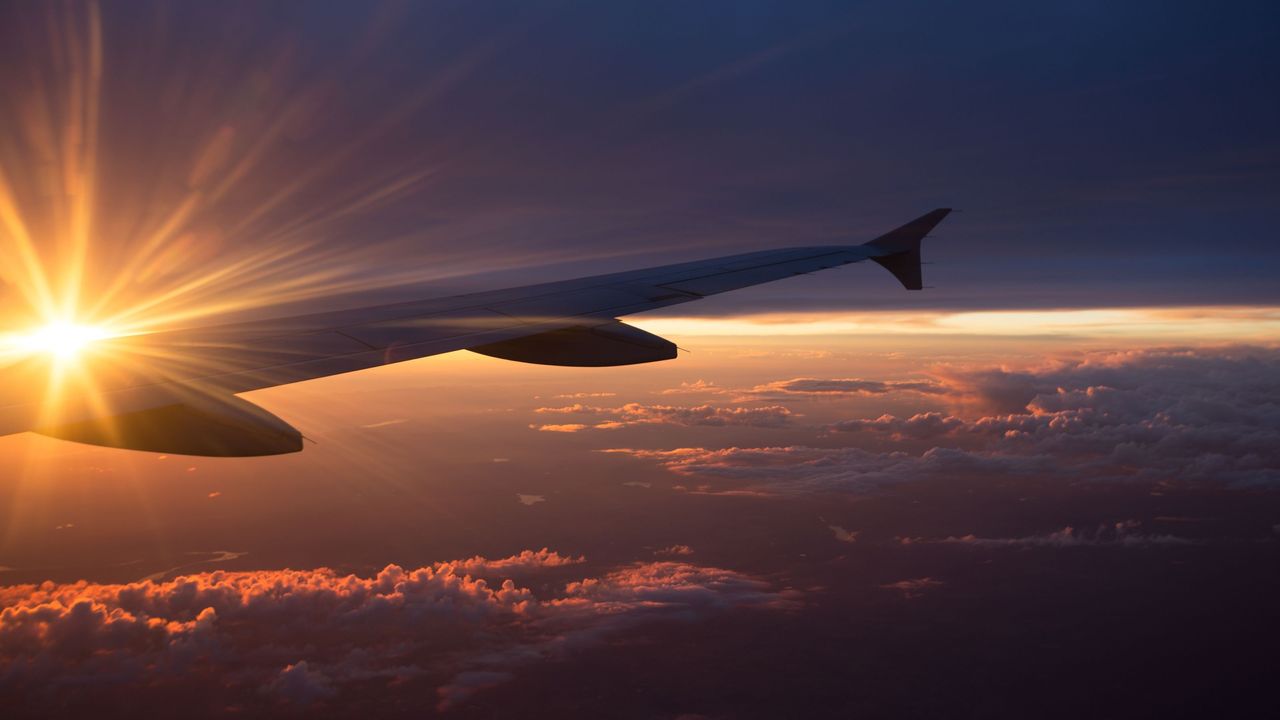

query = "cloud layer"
[605,347,1280,492]
[0,550,791,714]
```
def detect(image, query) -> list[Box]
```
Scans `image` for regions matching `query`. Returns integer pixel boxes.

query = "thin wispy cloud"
[532,403,794,432]
[744,377,945,398]
[360,419,409,429]
[828,526,860,543]
[880,577,944,599]
[899,521,1192,548]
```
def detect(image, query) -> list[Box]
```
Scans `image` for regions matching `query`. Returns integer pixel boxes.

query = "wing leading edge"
[4,208,951,454]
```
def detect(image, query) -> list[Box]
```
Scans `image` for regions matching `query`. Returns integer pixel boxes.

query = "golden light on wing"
[0,1,511,447]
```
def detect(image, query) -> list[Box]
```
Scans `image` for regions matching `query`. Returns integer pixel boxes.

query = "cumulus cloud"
[898,347,1279,486]
[447,548,582,575]
[659,380,721,395]
[0,550,790,714]
[607,347,1280,492]
[831,412,964,440]
[934,345,1280,416]
[532,403,794,432]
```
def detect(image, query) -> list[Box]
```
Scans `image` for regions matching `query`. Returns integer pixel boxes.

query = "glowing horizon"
[630,305,1280,342]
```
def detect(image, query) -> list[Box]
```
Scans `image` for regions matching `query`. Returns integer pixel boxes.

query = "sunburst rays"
[0,2,479,438]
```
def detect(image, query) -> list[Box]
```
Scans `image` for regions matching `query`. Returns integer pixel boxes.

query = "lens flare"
[13,321,112,360]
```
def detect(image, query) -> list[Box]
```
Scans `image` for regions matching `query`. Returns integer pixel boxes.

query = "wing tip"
[863,208,953,290]
[863,208,952,255]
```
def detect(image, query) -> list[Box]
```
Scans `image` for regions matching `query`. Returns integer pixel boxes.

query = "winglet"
[862,208,951,290]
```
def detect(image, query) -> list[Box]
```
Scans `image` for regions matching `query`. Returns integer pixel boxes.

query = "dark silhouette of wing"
[1,209,950,454]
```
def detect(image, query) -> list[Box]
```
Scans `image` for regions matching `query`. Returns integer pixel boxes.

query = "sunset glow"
[2,2,1278,718]
[632,305,1280,341]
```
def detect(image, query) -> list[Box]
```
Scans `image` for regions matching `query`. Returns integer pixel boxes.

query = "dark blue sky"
[4,0,1279,315]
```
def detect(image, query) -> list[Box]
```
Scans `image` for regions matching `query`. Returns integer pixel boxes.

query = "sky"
[1,1,1279,718]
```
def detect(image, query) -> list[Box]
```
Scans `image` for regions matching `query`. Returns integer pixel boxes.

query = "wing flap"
[470,320,677,367]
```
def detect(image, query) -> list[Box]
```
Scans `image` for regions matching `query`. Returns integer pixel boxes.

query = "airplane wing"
[0,208,950,455]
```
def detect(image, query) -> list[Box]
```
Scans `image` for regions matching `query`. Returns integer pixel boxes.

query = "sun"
[13,321,113,360]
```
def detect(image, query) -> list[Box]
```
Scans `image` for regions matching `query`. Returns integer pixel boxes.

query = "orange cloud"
[534,423,590,433]
[0,551,791,714]
[446,547,582,575]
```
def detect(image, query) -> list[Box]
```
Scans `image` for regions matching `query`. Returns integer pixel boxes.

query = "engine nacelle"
[469,320,676,367]
[34,394,302,457]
